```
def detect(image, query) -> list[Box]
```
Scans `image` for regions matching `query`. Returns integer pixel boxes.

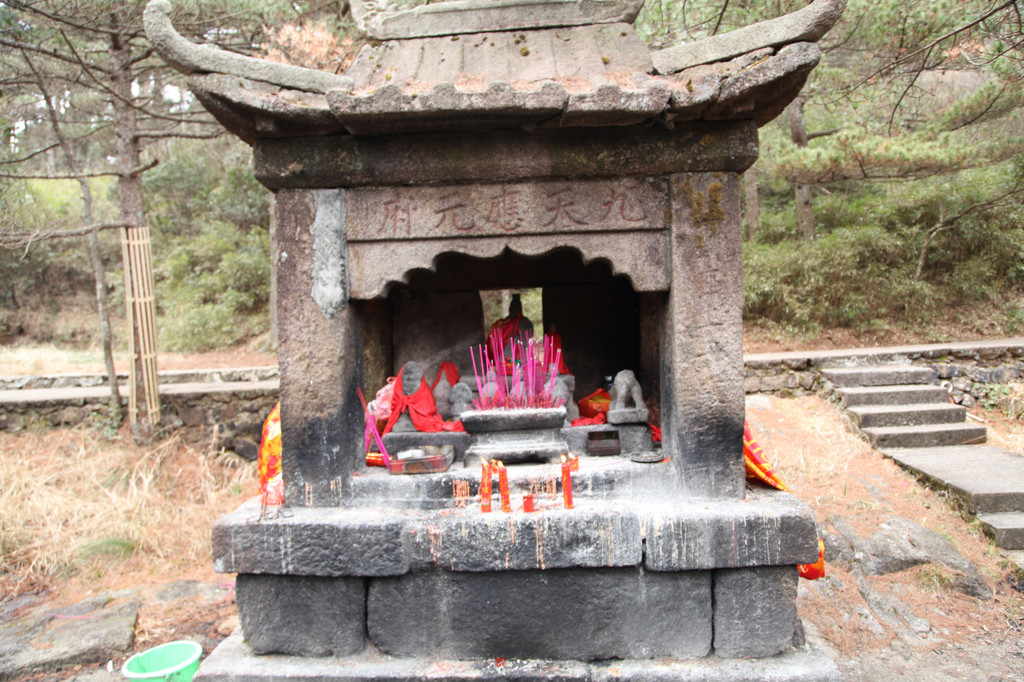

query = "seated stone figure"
[383,361,464,434]
[607,369,649,425]
[449,382,475,418]
[488,293,533,374]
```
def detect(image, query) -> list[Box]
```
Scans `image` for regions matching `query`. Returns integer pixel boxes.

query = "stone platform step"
[864,423,987,449]
[848,402,967,428]
[822,365,937,388]
[197,633,841,682]
[884,446,1024,514]
[837,384,948,408]
[977,512,1024,550]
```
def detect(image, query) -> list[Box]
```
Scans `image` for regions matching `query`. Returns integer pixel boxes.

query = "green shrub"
[744,226,933,331]
[156,220,270,352]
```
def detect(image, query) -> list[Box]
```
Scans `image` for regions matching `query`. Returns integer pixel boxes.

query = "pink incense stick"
[356,387,390,467]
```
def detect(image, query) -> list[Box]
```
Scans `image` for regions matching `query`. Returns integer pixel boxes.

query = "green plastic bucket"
[122,640,202,681]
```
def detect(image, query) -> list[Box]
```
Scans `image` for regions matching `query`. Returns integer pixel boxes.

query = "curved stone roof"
[145,0,843,142]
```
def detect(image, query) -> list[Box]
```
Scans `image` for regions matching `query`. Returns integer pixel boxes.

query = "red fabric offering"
[488,315,528,375]
[382,367,465,436]
[571,413,606,427]
[578,388,611,419]
[432,361,460,389]
[548,332,571,375]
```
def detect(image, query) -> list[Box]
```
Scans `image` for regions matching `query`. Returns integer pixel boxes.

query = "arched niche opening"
[369,246,660,403]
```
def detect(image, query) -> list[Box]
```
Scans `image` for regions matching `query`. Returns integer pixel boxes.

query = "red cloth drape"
[431,361,460,390]
[382,367,465,436]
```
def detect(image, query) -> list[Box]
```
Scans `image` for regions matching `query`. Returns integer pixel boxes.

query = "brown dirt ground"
[747,394,1024,681]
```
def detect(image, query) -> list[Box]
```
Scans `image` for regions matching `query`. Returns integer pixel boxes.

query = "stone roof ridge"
[652,0,847,74]
[144,0,353,94]
[352,0,646,40]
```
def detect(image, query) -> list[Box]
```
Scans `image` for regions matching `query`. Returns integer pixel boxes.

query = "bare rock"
[0,594,138,678]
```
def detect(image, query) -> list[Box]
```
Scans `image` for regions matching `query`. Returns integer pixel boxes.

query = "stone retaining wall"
[0,383,278,460]
[744,341,1024,407]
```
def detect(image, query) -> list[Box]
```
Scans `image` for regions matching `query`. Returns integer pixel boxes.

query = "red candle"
[561,455,574,509]
[480,460,493,512]
[496,461,512,513]
[568,453,579,472]
[522,494,535,512]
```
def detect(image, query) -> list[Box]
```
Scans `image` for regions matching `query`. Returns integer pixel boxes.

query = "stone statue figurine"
[607,369,649,425]
[487,293,534,374]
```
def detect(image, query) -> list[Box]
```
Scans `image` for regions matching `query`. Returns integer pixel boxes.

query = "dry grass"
[0,340,277,376]
[0,426,256,597]
[0,344,121,376]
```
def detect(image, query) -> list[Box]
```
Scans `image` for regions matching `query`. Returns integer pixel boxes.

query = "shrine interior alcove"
[376,246,653,401]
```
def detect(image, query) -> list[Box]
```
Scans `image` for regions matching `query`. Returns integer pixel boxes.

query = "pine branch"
[6,0,137,39]
[0,222,129,249]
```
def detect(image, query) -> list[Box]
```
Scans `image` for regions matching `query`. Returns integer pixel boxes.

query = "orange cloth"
[798,537,826,580]
[578,388,611,419]
[744,421,825,580]
[743,421,789,492]
[382,367,465,436]
[258,402,282,494]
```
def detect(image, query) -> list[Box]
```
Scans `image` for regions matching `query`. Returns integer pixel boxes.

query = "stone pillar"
[275,189,364,507]
[661,173,745,498]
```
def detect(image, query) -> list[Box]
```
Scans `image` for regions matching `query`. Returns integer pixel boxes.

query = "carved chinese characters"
[348,178,667,241]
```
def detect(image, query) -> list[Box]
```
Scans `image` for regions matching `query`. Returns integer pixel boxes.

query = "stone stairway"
[824,365,987,449]
[825,365,1024,551]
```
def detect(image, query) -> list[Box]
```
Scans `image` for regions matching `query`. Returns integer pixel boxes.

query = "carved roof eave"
[145,0,841,143]
[188,42,820,143]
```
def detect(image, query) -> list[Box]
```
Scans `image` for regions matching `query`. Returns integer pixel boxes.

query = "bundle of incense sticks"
[470,332,565,410]
[357,387,390,467]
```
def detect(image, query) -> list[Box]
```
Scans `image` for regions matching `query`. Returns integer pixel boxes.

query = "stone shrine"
[146,0,846,679]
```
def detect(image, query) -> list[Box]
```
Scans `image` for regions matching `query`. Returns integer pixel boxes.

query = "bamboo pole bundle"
[120,225,161,425]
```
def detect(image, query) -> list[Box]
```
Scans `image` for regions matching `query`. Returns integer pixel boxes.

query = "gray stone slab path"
[885,445,1024,551]
[884,446,1024,514]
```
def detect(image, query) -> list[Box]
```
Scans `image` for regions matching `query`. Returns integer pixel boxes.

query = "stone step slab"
[837,385,949,408]
[822,366,937,388]
[196,631,843,681]
[977,512,1024,550]
[863,423,986,449]
[883,446,1024,514]
[847,403,967,428]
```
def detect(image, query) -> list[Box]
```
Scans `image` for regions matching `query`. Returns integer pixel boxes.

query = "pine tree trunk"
[27,51,122,421]
[787,98,814,241]
[111,30,160,432]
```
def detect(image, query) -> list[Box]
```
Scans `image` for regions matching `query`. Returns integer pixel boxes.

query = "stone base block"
[197,633,841,681]
[367,567,711,660]
[382,431,470,462]
[236,574,366,656]
[608,407,650,425]
[465,438,568,463]
[562,424,655,457]
[713,566,798,659]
